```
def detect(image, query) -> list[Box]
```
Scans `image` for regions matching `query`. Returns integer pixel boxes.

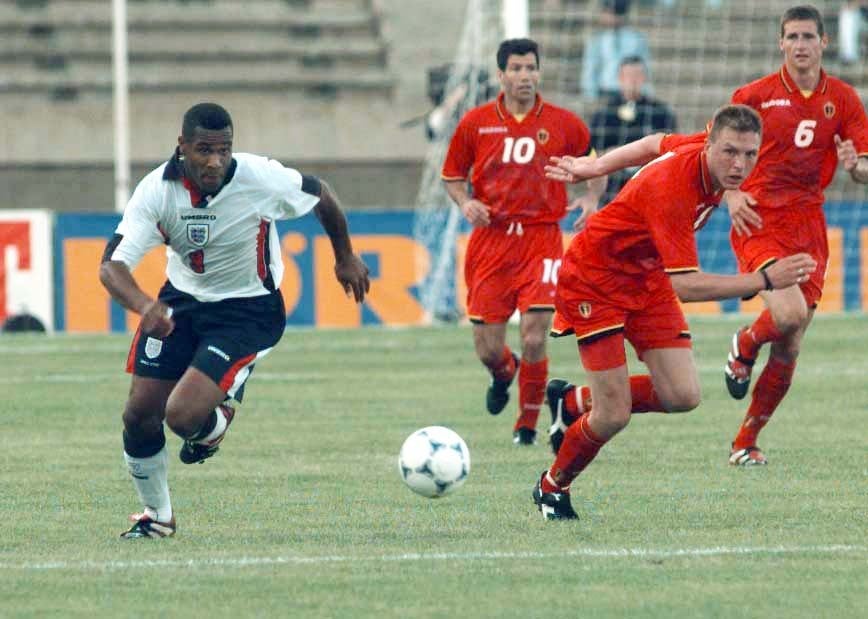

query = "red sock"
[545,415,607,490]
[488,347,516,382]
[562,376,661,416]
[515,357,547,431]
[740,309,783,359]
[733,357,795,450]
[563,385,591,416]
[629,375,664,413]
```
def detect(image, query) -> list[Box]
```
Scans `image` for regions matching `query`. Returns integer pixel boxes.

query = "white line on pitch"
[2,544,864,572]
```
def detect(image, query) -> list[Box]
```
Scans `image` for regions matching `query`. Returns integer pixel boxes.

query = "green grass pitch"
[1,315,866,618]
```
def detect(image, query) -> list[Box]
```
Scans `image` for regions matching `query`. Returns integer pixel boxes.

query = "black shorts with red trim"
[126,281,285,402]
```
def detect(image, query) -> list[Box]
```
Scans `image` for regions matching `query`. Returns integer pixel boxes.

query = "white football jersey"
[109,152,320,302]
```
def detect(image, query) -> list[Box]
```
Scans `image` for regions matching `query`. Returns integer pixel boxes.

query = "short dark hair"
[496,38,540,71]
[780,5,824,38]
[618,55,646,69]
[708,104,762,141]
[182,103,233,140]
[601,0,630,16]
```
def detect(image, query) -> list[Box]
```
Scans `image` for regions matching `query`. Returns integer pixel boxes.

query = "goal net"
[413,0,868,320]
[412,0,506,322]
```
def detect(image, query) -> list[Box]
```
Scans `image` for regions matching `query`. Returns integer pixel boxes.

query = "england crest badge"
[187,223,210,246]
[145,337,163,359]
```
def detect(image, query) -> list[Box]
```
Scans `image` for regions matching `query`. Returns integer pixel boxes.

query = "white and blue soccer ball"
[398,426,470,498]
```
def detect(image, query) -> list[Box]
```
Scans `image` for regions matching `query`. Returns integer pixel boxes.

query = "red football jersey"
[441,92,592,224]
[659,131,706,153]
[732,66,868,208]
[565,142,723,280]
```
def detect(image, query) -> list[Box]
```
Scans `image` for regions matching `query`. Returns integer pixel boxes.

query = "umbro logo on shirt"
[180,214,217,220]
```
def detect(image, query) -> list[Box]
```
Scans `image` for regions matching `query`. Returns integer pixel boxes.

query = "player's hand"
[724,190,762,236]
[139,300,174,338]
[568,195,599,232]
[460,199,491,227]
[545,156,599,183]
[835,134,858,172]
[764,253,817,289]
[335,254,370,303]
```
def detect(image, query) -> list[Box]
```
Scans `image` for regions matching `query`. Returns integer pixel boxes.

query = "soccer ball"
[398,426,470,498]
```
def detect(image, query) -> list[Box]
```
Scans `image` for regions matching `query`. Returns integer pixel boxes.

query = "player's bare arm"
[722,189,763,236]
[313,181,371,302]
[545,133,665,183]
[98,260,174,337]
[668,253,817,303]
[444,179,491,227]
[835,134,868,183]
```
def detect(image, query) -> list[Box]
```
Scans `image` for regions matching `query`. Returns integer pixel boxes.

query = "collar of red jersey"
[779,65,828,95]
[495,92,544,121]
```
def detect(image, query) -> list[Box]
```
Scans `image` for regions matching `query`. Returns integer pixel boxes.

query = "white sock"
[124,446,172,522]
[199,407,228,444]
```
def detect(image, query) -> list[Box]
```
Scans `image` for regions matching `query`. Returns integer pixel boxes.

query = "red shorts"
[551,266,691,371]
[465,223,563,323]
[730,204,828,307]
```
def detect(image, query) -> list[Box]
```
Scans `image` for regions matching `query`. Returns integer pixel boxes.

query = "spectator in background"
[655,0,724,9]
[589,55,677,203]
[839,1,866,64]
[581,0,652,100]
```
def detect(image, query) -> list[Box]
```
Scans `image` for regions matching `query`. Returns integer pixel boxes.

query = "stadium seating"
[0,0,393,99]
[0,0,423,210]
[1,0,865,210]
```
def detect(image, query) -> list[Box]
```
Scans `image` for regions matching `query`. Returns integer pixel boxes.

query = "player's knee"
[772,305,808,335]
[589,407,630,437]
[163,403,201,439]
[666,385,701,412]
[654,378,701,413]
[478,348,503,368]
[588,390,632,436]
[520,331,546,357]
[770,344,800,365]
[122,403,163,438]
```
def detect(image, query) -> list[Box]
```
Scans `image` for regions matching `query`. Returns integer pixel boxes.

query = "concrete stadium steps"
[0,0,378,26]
[0,64,396,98]
[2,31,386,60]
[0,0,392,97]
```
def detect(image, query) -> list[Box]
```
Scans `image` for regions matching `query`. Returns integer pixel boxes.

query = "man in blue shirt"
[581,0,652,100]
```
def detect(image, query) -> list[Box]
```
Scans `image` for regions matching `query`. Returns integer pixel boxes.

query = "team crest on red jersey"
[823,101,836,119]
[537,128,550,144]
[578,302,592,318]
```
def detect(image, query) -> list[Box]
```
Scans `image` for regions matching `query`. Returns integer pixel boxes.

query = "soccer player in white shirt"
[100,103,370,539]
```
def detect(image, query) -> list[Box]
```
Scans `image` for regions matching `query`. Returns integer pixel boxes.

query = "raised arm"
[545,133,666,183]
[313,181,370,302]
